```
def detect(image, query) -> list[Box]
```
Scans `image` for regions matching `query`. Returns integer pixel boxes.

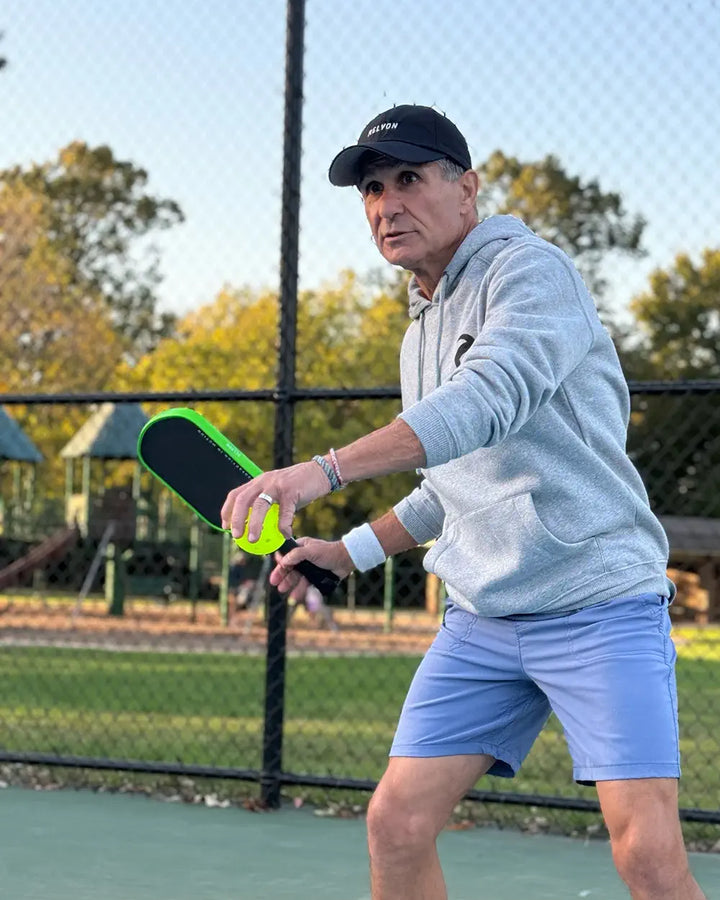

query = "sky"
[1,0,719,324]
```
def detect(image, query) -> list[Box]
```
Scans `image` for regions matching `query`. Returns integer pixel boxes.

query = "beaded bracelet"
[312,454,342,492]
[328,448,345,488]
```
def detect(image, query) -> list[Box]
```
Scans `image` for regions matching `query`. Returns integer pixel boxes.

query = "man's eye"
[400,171,419,184]
[363,181,382,196]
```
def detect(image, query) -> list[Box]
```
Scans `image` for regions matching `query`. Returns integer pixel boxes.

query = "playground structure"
[0,524,79,592]
[2,404,718,627]
[0,406,43,539]
[0,403,417,631]
[0,404,238,621]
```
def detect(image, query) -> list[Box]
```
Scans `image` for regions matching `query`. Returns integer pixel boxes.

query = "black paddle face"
[138,414,341,597]
[138,417,254,530]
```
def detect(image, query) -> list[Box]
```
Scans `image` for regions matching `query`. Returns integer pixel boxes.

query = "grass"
[0,648,415,779]
[1,638,720,822]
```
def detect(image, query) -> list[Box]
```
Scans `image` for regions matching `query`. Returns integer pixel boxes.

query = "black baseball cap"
[328,105,472,187]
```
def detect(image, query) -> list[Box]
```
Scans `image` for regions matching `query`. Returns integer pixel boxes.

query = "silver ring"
[257,492,275,505]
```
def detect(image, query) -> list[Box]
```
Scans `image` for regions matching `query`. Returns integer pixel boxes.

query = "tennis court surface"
[2,785,719,899]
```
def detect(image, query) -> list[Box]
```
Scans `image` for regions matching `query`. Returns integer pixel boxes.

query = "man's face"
[358,161,476,280]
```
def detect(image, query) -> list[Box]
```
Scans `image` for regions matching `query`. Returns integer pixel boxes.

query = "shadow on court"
[1,786,719,899]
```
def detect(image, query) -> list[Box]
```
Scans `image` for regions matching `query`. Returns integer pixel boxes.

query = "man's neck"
[411,218,478,299]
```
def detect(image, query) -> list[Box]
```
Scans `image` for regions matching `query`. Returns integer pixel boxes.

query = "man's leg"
[367,754,495,900]
[369,606,550,899]
[597,778,706,899]
[524,595,696,896]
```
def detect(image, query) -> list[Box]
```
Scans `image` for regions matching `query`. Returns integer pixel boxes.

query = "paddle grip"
[278,539,340,596]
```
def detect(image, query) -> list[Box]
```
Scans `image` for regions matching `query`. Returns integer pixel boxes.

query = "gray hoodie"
[394,215,674,617]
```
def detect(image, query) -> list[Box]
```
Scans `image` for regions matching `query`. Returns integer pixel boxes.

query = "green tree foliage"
[628,248,720,380]
[623,249,720,519]
[116,273,417,537]
[293,271,414,535]
[0,183,128,520]
[626,387,720,519]
[0,142,183,358]
[296,270,408,390]
[476,150,645,305]
[0,184,125,394]
[118,285,279,458]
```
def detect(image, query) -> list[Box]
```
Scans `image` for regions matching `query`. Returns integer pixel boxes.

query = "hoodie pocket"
[425,492,604,611]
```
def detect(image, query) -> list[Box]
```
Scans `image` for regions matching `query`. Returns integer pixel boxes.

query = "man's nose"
[377,186,404,218]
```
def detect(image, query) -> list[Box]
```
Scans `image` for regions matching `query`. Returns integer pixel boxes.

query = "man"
[221,105,705,900]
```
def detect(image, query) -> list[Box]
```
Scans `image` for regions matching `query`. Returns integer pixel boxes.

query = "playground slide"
[0,525,79,591]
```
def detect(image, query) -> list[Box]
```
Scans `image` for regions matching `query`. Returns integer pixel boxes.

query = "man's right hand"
[270,537,354,598]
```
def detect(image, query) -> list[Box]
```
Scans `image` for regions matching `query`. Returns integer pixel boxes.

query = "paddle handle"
[278,539,341,596]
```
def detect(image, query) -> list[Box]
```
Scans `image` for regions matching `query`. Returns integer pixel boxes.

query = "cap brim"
[328,142,444,187]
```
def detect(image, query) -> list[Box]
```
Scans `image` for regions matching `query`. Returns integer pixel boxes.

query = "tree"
[293,271,414,535]
[0,183,129,521]
[621,249,720,520]
[628,248,720,380]
[116,274,416,537]
[476,150,645,306]
[0,142,183,358]
[0,183,125,394]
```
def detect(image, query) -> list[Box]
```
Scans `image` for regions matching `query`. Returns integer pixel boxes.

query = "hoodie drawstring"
[416,273,448,403]
[417,313,426,403]
[434,282,446,390]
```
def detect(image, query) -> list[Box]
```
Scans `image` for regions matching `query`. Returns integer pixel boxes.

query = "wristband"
[342,523,386,572]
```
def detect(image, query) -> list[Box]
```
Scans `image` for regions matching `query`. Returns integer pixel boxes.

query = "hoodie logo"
[454,334,475,367]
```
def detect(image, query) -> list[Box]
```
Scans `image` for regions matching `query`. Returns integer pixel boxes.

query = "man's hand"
[220,460,331,545]
[220,419,425,550]
[270,537,354,597]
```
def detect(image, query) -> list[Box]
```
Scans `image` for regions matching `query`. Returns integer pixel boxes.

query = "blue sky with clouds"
[2,0,719,321]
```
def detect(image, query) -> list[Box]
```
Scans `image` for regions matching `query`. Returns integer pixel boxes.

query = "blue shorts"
[390,593,680,784]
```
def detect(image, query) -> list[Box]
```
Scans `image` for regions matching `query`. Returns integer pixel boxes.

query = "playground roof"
[661,516,720,560]
[0,407,43,463]
[60,403,149,460]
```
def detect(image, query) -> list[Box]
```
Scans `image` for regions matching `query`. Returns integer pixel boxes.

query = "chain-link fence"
[1,0,720,842]
[0,386,719,842]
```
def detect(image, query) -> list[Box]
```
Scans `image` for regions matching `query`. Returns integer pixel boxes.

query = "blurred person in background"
[288,583,339,631]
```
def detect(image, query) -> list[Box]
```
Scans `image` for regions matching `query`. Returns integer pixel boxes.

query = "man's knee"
[367,754,493,862]
[611,825,690,894]
[599,779,694,895]
[367,781,440,858]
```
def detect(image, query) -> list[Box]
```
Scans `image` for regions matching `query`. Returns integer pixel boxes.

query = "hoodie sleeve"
[393,478,446,545]
[398,242,595,468]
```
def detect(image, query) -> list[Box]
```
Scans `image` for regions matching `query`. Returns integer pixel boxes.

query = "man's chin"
[379,247,419,270]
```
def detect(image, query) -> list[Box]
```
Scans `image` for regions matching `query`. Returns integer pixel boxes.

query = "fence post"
[219,531,231,627]
[105,542,125,617]
[188,519,202,622]
[383,556,395,633]
[346,570,356,612]
[438,579,447,623]
[261,0,306,810]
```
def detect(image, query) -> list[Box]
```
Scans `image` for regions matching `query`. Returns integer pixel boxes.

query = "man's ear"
[459,168,479,213]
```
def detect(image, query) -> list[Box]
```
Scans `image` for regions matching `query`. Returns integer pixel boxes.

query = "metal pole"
[219,531,231,627]
[261,0,306,810]
[383,556,395,634]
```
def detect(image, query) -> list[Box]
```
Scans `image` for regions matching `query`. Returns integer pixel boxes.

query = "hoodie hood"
[407,215,534,320]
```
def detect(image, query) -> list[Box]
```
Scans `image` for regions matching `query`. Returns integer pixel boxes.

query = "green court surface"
[1,786,719,899]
